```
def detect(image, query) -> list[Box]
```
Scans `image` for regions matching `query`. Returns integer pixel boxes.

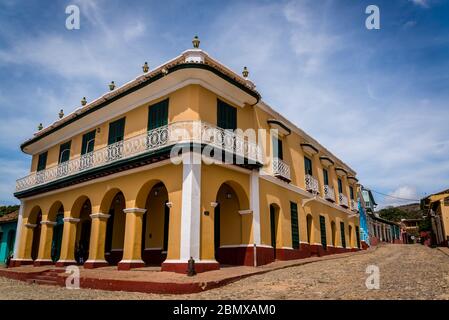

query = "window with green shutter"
[81,130,96,155]
[323,168,329,185]
[338,178,343,193]
[108,118,126,145]
[148,99,169,130]
[340,221,346,248]
[349,186,354,200]
[319,215,327,249]
[37,152,48,172]
[58,141,71,164]
[217,99,237,130]
[304,156,313,175]
[290,202,299,249]
[272,136,283,160]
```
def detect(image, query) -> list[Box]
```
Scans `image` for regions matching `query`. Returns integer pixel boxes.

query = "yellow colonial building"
[12,37,361,273]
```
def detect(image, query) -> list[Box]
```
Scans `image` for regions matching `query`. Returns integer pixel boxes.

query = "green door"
[51,214,64,262]
[214,204,221,260]
[290,202,300,249]
[340,222,346,248]
[319,215,327,249]
[270,205,277,259]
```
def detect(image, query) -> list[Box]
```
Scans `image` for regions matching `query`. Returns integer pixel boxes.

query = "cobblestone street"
[0,244,448,300]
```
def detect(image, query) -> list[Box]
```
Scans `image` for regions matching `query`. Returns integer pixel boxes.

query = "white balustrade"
[272,157,291,181]
[305,174,319,194]
[324,184,335,202]
[339,193,349,207]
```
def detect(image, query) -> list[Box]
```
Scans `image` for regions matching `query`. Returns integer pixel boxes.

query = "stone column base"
[161,260,220,274]
[117,260,145,271]
[33,259,54,267]
[55,260,77,267]
[84,260,109,269]
[10,259,34,267]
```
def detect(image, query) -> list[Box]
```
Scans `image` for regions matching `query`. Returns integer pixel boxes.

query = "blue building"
[0,211,18,266]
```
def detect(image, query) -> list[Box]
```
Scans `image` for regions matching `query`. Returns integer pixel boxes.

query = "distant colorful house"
[421,189,449,246]
[360,186,402,246]
[0,211,18,266]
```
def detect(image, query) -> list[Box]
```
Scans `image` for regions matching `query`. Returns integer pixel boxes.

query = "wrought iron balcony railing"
[339,193,349,208]
[350,199,358,212]
[272,157,291,181]
[16,121,264,192]
[323,184,335,202]
[305,174,319,194]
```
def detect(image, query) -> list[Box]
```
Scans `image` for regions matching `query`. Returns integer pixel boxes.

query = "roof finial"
[242,66,249,79]
[109,81,116,91]
[59,109,64,119]
[142,62,149,73]
[192,35,200,49]
[81,97,87,106]
[38,123,43,131]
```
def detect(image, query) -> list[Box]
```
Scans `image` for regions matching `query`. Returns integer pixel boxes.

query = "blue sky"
[0,0,448,207]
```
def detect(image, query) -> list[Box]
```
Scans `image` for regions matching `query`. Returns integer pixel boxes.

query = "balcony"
[15,121,264,193]
[339,193,349,208]
[305,174,319,194]
[323,185,335,202]
[272,157,291,182]
[351,199,358,212]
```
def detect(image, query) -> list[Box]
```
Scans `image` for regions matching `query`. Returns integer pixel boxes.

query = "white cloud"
[409,0,429,8]
[379,186,420,208]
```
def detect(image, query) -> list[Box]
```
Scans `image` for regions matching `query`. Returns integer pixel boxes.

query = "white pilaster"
[180,151,201,261]
[250,169,261,245]
[12,200,24,259]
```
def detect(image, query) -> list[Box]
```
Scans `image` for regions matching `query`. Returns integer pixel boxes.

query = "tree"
[0,205,20,217]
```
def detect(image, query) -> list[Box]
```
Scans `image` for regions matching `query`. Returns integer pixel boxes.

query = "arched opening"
[306,214,313,244]
[29,207,42,261]
[5,230,15,261]
[47,201,65,263]
[75,198,92,265]
[348,225,353,248]
[214,182,247,265]
[104,192,126,265]
[142,182,170,266]
[269,204,280,260]
[331,221,337,247]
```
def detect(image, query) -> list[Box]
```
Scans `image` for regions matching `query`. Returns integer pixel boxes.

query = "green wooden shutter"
[58,141,71,163]
[304,156,313,175]
[108,118,126,145]
[290,202,300,249]
[217,99,237,130]
[320,215,327,249]
[81,130,96,155]
[340,221,346,248]
[338,178,343,193]
[148,99,169,130]
[350,186,354,200]
[323,169,329,185]
[37,152,48,172]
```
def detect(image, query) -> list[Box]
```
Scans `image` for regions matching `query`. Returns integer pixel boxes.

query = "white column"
[180,151,201,261]
[12,200,24,259]
[250,169,261,245]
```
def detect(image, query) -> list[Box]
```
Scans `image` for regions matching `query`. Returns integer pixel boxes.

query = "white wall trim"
[179,152,201,261]
[24,223,37,228]
[250,170,261,245]
[90,213,110,220]
[63,217,80,223]
[40,220,56,226]
[118,259,145,264]
[238,209,253,215]
[144,247,163,251]
[123,208,147,214]
[13,200,24,259]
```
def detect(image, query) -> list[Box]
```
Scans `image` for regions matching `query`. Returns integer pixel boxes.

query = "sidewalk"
[0,248,374,294]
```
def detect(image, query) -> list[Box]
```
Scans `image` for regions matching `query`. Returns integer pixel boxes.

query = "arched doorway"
[306,214,313,244]
[30,209,42,261]
[75,199,92,264]
[142,182,170,265]
[214,183,246,265]
[348,225,353,248]
[269,204,280,260]
[6,230,15,258]
[331,221,337,247]
[51,208,64,262]
[105,192,126,265]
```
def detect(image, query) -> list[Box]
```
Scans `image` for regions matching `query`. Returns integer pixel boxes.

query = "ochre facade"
[12,45,361,273]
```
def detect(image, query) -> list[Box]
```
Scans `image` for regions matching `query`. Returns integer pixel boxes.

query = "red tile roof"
[0,210,18,223]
